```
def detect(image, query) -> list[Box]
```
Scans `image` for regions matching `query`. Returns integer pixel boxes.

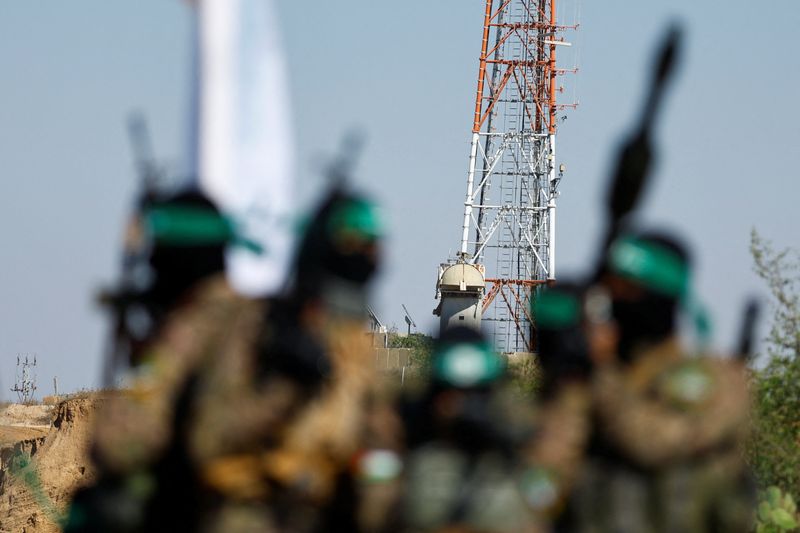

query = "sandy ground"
[0,404,53,429]
[0,425,49,448]
[0,398,100,533]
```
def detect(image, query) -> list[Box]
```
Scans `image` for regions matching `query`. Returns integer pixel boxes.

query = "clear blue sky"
[1,1,798,396]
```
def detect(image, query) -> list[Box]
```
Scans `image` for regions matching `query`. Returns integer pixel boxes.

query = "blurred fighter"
[566,231,754,533]
[66,188,259,532]
[525,282,595,524]
[394,326,546,533]
[190,186,388,532]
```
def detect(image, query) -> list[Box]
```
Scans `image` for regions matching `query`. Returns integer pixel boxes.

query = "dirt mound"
[0,397,103,533]
[0,426,48,449]
[0,404,53,428]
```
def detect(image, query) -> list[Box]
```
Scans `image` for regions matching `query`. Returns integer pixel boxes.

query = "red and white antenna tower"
[437,0,578,353]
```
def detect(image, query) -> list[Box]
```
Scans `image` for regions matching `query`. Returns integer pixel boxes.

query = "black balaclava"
[122,189,228,365]
[533,281,592,397]
[605,231,691,363]
[411,327,511,455]
[146,191,227,314]
[291,187,381,315]
[256,187,381,388]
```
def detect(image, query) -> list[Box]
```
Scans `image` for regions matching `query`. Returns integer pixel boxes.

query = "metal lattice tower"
[458,0,577,353]
[11,354,37,404]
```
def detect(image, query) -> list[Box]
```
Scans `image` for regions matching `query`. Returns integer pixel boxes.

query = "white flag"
[193,0,296,297]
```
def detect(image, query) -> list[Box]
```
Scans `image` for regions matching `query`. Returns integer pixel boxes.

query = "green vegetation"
[387,330,539,397]
[505,355,540,399]
[388,332,435,371]
[748,231,800,531]
[758,487,800,532]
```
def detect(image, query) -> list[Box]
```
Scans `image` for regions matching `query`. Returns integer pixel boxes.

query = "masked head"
[115,189,232,363]
[432,326,505,390]
[423,326,509,452]
[602,230,691,362]
[293,188,383,316]
[533,281,592,395]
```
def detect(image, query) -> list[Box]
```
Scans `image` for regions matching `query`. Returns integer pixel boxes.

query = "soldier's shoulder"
[139,275,266,373]
[656,354,748,412]
[186,275,265,317]
[171,275,266,338]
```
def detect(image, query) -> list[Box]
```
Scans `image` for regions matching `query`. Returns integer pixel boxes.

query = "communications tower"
[11,354,37,404]
[436,0,578,353]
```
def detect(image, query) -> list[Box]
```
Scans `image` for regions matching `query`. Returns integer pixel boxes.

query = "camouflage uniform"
[395,384,593,533]
[352,383,405,533]
[188,189,389,533]
[184,301,388,533]
[71,275,263,531]
[522,382,592,521]
[392,328,564,533]
[91,275,263,475]
[543,232,756,533]
[65,189,272,532]
[524,282,596,523]
[66,273,267,532]
[569,337,753,533]
[402,443,540,533]
[70,185,392,532]
[400,389,544,533]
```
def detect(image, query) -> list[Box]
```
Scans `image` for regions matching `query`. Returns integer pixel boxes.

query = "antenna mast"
[12,354,38,404]
[402,304,417,336]
[454,0,578,353]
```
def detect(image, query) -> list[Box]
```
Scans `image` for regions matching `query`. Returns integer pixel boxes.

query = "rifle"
[100,112,162,385]
[326,129,366,187]
[535,25,685,379]
[599,23,684,260]
[735,298,760,362]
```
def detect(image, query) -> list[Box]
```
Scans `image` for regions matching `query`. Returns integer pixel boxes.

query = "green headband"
[433,342,505,387]
[144,205,262,253]
[610,237,713,349]
[608,237,689,298]
[327,198,383,241]
[533,289,582,329]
